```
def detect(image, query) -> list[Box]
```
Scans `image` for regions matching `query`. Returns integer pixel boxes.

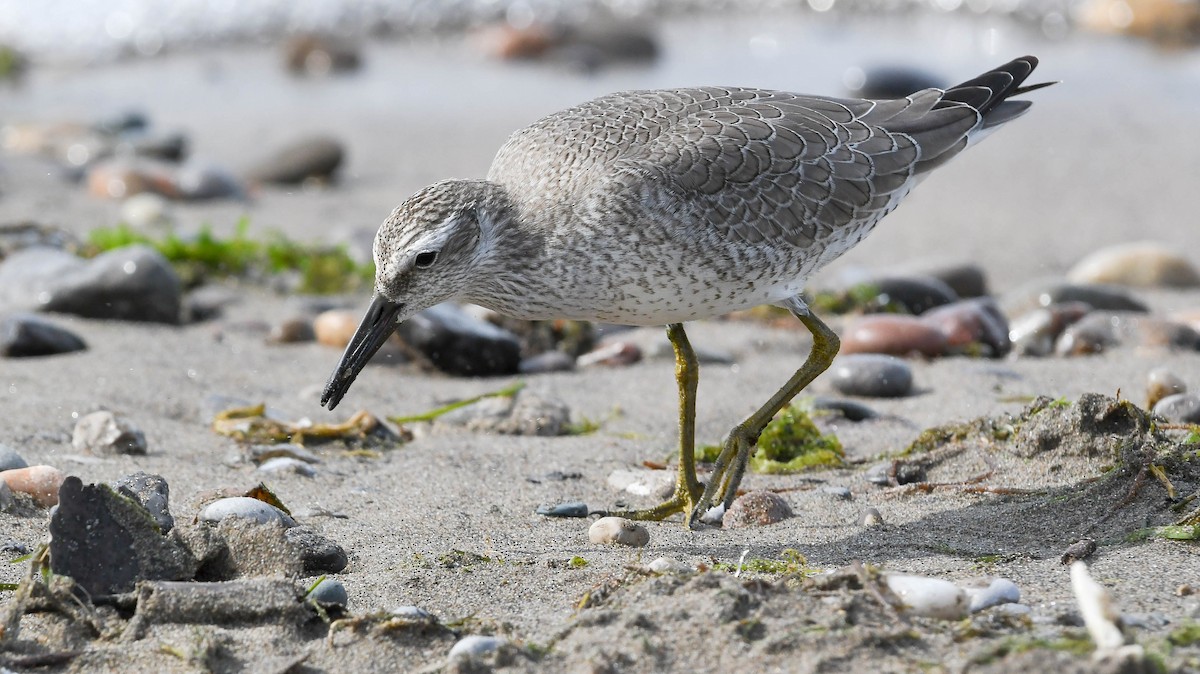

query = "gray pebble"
[535,501,589,518]
[0,444,28,472]
[0,313,87,357]
[246,135,345,184]
[112,471,173,533]
[1153,393,1200,424]
[519,350,576,374]
[0,481,13,513]
[871,274,959,314]
[449,635,507,660]
[865,462,893,486]
[284,526,348,575]
[175,161,244,200]
[200,497,297,527]
[389,605,434,621]
[1003,279,1148,316]
[308,577,348,608]
[811,397,877,421]
[723,490,793,528]
[1147,367,1187,408]
[258,457,317,477]
[821,486,852,500]
[829,354,913,398]
[860,507,883,527]
[72,411,148,456]
[1008,302,1091,357]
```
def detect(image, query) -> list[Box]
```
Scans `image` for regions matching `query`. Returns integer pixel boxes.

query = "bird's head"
[320,179,511,409]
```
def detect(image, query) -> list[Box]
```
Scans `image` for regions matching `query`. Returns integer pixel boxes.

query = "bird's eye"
[414,251,439,269]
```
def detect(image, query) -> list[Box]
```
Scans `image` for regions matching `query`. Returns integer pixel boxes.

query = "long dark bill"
[320,295,403,410]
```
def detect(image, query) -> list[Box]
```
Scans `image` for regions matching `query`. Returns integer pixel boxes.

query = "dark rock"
[920,297,1010,357]
[1008,302,1092,357]
[49,477,198,596]
[285,525,348,575]
[828,354,914,398]
[811,397,878,421]
[0,443,27,471]
[245,135,345,185]
[519,350,576,374]
[72,411,148,456]
[1012,394,1153,459]
[535,501,589,518]
[870,275,959,315]
[921,262,989,299]
[1003,279,1148,316]
[396,304,521,376]
[841,314,947,357]
[113,472,174,533]
[0,313,86,357]
[1152,393,1200,424]
[0,245,181,323]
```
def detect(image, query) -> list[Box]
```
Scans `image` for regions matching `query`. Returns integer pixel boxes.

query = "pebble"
[313,310,360,348]
[811,397,878,421]
[86,158,176,199]
[1147,367,1187,408]
[268,317,316,344]
[1152,393,1200,423]
[1067,241,1200,288]
[437,389,571,436]
[0,245,182,323]
[961,577,1021,612]
[870,275,959,314]
[1054,312,1118,356]
[389,605,434,621]
[0,444,28,471]
[606,468,674,499]
[283,526,349,575]
[865,462,893,486]
[0,465,65,506]
[1008,302,1092,357]
[919,297,1010,356]
[449,635,507,660]
[395,303,522,376]
[921,262,989,299]
[185,285,240,322]
[828,354,914,398]
[308,578,348,608]
[577,340,642,367]
[723,490,793,528]
[840,315,947,357]
[120,192,173,229]
[0,481,12,512]
[1060,538,1098,565]
[1003,279,1148,316]
[588,516,649,547]
[175,161,244,200]
[821,486,852,500]
[72,411,148,456]
[200,497,297,527]
[0,312,87,357]
[518,349,576,374]
[859,507,884,527]
[113,471,174,533]
[245,135,345,184]
[647,556,691,574]
[885,573,970,619]
[535,501,589,518]
[1056,311,1200,355]
[258,457,317,477]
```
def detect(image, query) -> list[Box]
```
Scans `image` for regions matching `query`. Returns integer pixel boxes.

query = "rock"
[961,577,1021,612]
[395,303,521,376]
[1152,393,1200,424]
[921,262,989,298]
[1003,279,1148,316]
[437,389,571,436]
[535,501,589,518]
[0,465,65,506]
[723,490,792,528]
[821,486,852,500]
[859,507,884,527]
[577,340,642,367]
[0,481,12,512]
[865,462,892,486]
[258,457,317,477]
[112,472,174,533]
[1054,312,1119,356]
[285,526,348,574]
[1060,538,1098,565]
[1147,367,1187,408]
[828,354,914,398]
[0,444,27,471]
[810,397,878,421]
[870,275,959,314]
[0,222,80,261]
[184,285,240,322]
[283,34,361,76]
[120,192,172,229]
[885,573,970,619]
[175,161,244,200]
[268,317,316,344]
[919,298,1010,356]
[1067,242,1200,288]
[0,246,181,323]
[245,135,345,185]
[0,313,87,357]
[86,158,177,199]
[519,350,576,374]
[1056,311,1200,355]
[606,468,674,499]
[308,577,348,608]
[200,497,297,527]
[840,315,947,357]
[588,517,649,547]
[449,635,507,660]
[314,309,360,348]
[72,411,148,456]
[1008,302,1092,357]
[49,476,198,596]
[647,557,692,574]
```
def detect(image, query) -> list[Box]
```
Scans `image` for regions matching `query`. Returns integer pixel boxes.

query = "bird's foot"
[687,424,758,527]
[605,478,704,523]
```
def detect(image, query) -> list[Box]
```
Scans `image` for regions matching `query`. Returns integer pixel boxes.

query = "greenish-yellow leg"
[687,307,840,527]
[607,322,704,521]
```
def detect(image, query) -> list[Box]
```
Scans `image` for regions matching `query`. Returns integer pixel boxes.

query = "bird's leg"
[688,302,840,526]
[606,323,704,521]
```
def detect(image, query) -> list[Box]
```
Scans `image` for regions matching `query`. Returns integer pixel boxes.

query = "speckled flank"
[370,56,1044,327]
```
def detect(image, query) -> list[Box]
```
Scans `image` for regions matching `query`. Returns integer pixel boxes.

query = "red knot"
[322,55,1052,527]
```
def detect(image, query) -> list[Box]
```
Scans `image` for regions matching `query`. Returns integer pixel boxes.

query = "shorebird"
[321,55,1051,526]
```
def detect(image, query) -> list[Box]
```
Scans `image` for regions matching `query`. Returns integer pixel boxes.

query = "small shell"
[588,516,649,547]
[200,497,296,526]
[0,465,66,507]
[885,573,969,620]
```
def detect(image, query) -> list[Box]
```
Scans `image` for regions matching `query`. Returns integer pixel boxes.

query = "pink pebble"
[0,465,66,507]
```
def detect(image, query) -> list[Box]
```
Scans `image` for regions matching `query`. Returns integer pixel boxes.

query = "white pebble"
[961,577,1022,612]
[389,605,432,621]
[699,503,726,525]
[885,573,969,620]
[647,556,690,574]
[258,457,317,477]
[449,635,506,659]
[588,516,649,547]
[200,497,296,526]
